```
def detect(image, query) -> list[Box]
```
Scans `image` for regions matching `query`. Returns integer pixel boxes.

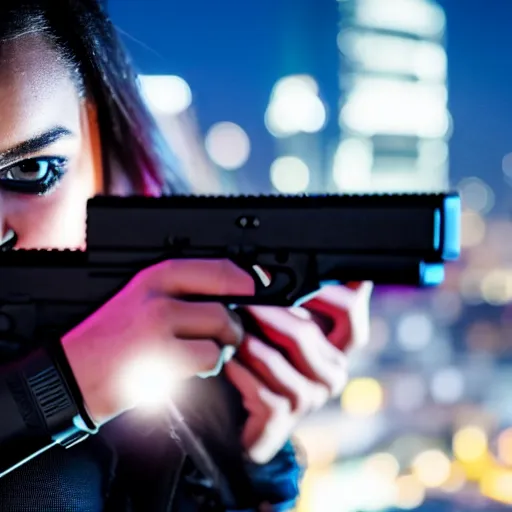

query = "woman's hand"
[61,259,254,424]
[225,282,373,464]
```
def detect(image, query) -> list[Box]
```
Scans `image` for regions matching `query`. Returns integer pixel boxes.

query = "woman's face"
[0,33,101,250]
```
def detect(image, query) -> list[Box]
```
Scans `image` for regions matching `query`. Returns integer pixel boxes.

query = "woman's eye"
[0,157,68,195]
[5,159,51,181]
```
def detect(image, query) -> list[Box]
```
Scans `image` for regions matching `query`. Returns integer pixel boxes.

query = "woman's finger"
[304,282,372,349]
[166,300,244,348]
[244,306,348,397]
[224,359,296,465]
[239,335,330,413]
[139,258,255,297]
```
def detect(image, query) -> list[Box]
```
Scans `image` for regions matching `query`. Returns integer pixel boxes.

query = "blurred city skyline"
[110,0,512,204]
[108,1,512,510]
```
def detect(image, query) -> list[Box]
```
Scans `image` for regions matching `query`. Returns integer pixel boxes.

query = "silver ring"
[195,306,244,379]
[196,345,238,379]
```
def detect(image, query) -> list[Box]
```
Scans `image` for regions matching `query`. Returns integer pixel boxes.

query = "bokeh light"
[430,367,465,404]
[364,452,400,480]
[340,33,447,82]
[341,377,384,417]
[340,79,449,138]
[394,475,426,510]
[497,428,512,466]
[354,0,446,38]
[270,156,310,193]
[139,75,192,115]
[502,152,512,178]
[332,137,374,192]
[441,461,467,493]
[480,269,512,305]
[396,311,434,351]
[265,75,326,137]
[293,425,341,469]
[271,74,319,97]
[453,426,488,463]
[457,177,495,214]
[205,122,251,170]
[480,467,512,505]
[411,449,451,488]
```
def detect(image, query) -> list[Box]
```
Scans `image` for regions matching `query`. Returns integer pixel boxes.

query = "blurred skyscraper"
[334,0,450,193]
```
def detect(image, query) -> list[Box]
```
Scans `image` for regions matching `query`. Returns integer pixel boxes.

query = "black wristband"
[49,340,98,433]
[6,345,98,450]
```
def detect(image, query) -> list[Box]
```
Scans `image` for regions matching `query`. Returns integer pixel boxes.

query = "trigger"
[251,265,271,288]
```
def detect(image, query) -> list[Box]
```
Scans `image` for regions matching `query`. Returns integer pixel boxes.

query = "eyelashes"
[0,157,68,195]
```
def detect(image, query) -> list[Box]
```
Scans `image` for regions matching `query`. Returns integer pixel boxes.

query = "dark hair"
[0,0,189,195]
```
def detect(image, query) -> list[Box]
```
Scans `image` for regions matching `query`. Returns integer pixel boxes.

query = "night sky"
[108,0,512,206]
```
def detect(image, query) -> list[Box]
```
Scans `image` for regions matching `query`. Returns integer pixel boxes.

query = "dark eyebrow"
[0,127,74,166]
